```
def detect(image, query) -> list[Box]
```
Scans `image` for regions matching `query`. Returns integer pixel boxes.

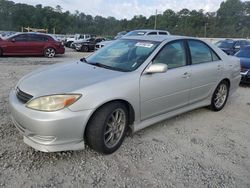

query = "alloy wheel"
[214,83,228,109]
[45,48,55,58]
[104,108,126,148]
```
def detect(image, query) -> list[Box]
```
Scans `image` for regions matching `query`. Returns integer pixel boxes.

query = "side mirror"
[145,63,168,74]
[11,38,15,42]
[234,45,240,49]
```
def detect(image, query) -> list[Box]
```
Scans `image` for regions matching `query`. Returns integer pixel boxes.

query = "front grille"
[16,87,33,103]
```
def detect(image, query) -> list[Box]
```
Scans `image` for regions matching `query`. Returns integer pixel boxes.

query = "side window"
[211,51,220,61]
[29,34,48,42]
[159,32,167,35]
[188,40,213,64]
[147,32,157,35]
[153,40,186,69]
[13,34,28,42]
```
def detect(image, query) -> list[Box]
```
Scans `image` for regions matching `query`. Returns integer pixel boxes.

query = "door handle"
[182,72,191,78]
[217,65,223,70]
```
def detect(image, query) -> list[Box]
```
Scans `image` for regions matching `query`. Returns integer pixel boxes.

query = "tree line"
[0,0,250,38]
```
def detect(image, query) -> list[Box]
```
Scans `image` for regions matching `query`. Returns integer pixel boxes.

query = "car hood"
[239,57,250,69]
[18,61,124,97]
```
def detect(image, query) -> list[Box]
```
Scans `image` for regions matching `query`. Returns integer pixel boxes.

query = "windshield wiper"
[90,62,128,72]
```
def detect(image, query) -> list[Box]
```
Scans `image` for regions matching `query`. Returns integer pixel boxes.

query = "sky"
[11,0,243,19]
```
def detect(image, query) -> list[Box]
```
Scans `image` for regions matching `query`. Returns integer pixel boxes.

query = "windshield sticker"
[135,42,154,48]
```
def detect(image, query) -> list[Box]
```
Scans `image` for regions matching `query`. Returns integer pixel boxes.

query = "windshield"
[215,40,234,48]
[86,39,159,72]
[235,49,250,58]
[2,33,19,40]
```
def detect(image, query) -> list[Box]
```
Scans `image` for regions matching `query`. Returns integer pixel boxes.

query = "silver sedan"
[9,35,241,154]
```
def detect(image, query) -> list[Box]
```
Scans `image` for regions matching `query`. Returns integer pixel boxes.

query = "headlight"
[26,94,81,112]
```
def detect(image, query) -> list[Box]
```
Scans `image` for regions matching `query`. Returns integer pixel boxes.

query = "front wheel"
[44,48,56,58]
[85,102,128,154]
[81,46,89,52]
[210,81,229,111]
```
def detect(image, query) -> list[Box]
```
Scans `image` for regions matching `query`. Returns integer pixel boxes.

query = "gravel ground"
[0,49,250,188]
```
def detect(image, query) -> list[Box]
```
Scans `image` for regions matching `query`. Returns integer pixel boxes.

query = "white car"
[95,29,170,50]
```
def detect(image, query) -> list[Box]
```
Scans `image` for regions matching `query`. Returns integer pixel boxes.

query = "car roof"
[130,29,169,33]
[121,35,195,42]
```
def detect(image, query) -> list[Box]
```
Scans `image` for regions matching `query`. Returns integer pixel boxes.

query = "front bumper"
[9,90,93,152]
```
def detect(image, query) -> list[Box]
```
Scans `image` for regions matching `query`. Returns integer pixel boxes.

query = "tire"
[44,48,56,58]
[210,80,229,111]
[81,46,89,52]
[0,48,2,56]
[85,102,129,154]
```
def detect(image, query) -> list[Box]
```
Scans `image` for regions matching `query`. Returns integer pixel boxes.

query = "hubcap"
[104,108,126,148]
[46,48,55,57]
[214,84,228,108]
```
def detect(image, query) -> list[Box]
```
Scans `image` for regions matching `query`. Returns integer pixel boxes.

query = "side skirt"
[132,99,210,133]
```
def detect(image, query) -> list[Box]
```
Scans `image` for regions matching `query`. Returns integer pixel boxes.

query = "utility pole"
[154,9,157,30]
[204,23,208,38]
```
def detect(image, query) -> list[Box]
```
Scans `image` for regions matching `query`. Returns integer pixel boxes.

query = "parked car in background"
[75,37,105,52]
[9,35,240,154]
[215,39,250,55]
[235,45,250,83]
[125,29,170,36]
[114,31,129,39]
[0,32,65,57]
[95,40,114,50]
[95,29,171,50]
[65,34,93,47]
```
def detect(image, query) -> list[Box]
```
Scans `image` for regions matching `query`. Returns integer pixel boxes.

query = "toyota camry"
[9,35,241,154]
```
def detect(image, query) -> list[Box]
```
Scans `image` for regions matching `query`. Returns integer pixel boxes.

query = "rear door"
[28,34,47,54]
[140,40,191,120]
[187,39,223,104]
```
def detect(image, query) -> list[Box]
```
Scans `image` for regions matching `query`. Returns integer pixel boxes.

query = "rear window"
[159,32,168,35]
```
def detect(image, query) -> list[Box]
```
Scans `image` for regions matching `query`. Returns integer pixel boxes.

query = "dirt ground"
[0,48,250,188]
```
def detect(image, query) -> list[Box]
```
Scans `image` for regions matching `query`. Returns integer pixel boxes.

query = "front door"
[140,40,191,120]
[5,34,29,54]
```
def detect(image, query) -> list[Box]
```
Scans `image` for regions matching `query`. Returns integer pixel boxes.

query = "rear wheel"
[81,46,89,52]
[44,48,56,58]
[210,80,229,111]
[85,102,128,154]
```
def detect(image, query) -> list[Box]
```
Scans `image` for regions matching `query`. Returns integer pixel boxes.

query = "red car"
[0,33,65,57]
